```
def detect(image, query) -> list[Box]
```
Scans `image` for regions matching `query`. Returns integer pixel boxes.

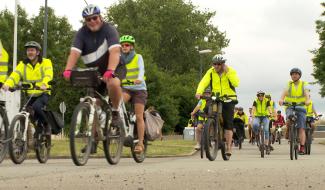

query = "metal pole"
[43,0,48,57]
[13,0,18,69]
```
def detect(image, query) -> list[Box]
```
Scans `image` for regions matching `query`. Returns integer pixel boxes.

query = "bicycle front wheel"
[70,102,93,166]
[8,115,28,164]
[35,134,51,164]
[103,109,123,165]
[289,125,294,160]
[0,107,9,163]
[260,130,265,158]
[204,119,218,161]
[131,135,148,163]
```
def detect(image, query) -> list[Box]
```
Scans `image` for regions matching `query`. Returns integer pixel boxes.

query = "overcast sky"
[0,0,324,114]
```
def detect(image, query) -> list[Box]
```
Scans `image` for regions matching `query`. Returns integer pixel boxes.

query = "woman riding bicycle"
[120,35,147,154]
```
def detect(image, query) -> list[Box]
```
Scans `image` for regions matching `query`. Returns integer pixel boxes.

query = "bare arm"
[65,50,81,70]
[107,46,120,71]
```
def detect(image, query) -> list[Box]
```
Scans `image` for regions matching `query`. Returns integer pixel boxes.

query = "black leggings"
[222,102,235,130]
[28,94,50,127]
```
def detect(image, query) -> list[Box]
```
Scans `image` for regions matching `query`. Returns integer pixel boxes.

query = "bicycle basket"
[70,68,101,87]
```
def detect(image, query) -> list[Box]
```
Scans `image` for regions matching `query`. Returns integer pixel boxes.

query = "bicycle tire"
[131,135,148,163]
[70,102,93,166]
[289,125,294,160]
[204,119,218,161]
[260,129,265,158]
[35,134,51,164]
[294,127,298,160]
[305,128,311,155]
[0,107,9,163]
[8,115,28,164]
[200,128,204,159]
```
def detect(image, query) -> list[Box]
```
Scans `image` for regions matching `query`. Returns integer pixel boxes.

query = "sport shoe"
[111,111,122,127]
[299,145,305,155]
[194,143,201,150]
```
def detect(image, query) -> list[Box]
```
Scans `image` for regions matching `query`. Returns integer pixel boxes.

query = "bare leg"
[107,78,122,109]
[299,128,306,145]
[135,103,145,146]
[225,129,233,153]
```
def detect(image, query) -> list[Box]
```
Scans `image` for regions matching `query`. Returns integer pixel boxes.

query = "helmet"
[204,87,211,93]
[82,4,101,18]
[290,68,302,76]
[212,55,226,64]
[238,107,243,111]
[257,90,265,96]
[120,35,135,44]
[265,94,271,99]
[24,41,41,50]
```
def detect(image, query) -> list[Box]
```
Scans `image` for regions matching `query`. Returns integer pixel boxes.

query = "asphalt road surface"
[1,139,325,190]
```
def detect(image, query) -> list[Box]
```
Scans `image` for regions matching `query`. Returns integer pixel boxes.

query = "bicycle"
[8,83,52,164]
[254,117,270,158]
[69,68,121,166]
[282,102,304,160]
[199,93,237,161]
[233,118,245,150]
[305,114,322,155]
[0,83,10,164]
[273,124,283,145]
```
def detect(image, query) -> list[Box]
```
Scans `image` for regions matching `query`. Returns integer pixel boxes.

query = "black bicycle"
[0,83,10,164]
[305,114,322,155]
[282,102,304,160]
[8,84,52,164]
[255,118,270,158]
[200,93,237,161]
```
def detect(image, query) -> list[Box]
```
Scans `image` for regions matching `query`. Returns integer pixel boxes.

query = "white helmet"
[82,4,101,18]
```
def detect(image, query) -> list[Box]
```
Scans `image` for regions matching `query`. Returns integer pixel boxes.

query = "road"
[1,139,325,190]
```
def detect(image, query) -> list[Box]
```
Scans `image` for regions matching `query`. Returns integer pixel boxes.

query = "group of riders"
[191,63,321,156]
[0,4,321,160]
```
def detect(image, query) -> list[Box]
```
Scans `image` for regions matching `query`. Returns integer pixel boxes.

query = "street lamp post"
[43,0,48,57]
[198,49,212,79]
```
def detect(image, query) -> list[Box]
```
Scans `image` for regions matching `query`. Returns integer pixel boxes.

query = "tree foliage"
[313,2,325,97]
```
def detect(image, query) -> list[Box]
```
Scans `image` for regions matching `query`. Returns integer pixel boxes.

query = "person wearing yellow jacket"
[279,68,310,155]
[195,55,240,156]
[2,41,53,135]
[0,41,9,83]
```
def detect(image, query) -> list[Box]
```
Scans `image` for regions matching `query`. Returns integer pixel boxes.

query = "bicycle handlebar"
[282,102,305,107]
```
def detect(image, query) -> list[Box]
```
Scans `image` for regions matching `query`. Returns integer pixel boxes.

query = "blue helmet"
[82,4,101,18]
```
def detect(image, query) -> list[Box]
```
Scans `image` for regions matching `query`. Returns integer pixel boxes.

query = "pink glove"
[63,70,72,79]
[103,70,115,80]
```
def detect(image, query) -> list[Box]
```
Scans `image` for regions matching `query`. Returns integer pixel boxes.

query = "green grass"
[30,138,196,158]
[319,140,325,145]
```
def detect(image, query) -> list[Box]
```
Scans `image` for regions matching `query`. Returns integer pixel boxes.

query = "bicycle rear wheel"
[70,102,93,166]
[204,119,218,161]
[35,134,51,164]
[305,128,311,155]
[8,115,28,164]
[0,107,9,163]
[103,111,124,165]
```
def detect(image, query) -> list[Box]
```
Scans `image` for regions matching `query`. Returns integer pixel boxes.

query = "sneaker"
[194,143,201,150]
[299,145,305,155]
[111,111,122,127]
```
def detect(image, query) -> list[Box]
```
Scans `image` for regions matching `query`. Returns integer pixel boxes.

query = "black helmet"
[290,68,302,76]
[212,54,226,64]
[24,41,41,50]
[238,107,243,111]
[257,90,265,96]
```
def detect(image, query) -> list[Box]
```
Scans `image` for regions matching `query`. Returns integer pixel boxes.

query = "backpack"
[144,110,164,141]
[46,111,64,135]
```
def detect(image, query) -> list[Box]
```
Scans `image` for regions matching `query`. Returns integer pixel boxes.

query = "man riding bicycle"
[279,68,310,155]
[248,107,254,143]
[195,55,239,156]
[252,91,274,152]
[265,94,276,150]
[63,5,123,153]
[120,35,147,153]
[190,88,212,150]
[2,41,53,136]
[233,107,248,145]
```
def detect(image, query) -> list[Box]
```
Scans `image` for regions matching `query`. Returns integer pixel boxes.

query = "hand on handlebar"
[195,94,201,100]
[63,70,72,80]
[2,84,9,92]
[279,99,284,106]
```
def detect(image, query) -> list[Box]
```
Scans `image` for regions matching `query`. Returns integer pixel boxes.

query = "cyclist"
[2,41,53,136]
[252,91,274,152]
[248,107,254,143]
[0,41,8,83]
[305,96,319,137]
[195,55,239,156]
[63,5,123,153]
[273,110,285,141]
[190,88,212,150]
[279,68,310,155]
[233,107,248,146]
[120,35,147,153]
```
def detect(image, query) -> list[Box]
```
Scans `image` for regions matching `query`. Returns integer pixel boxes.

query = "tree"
[313,2,325,97]
[106,0,229,133]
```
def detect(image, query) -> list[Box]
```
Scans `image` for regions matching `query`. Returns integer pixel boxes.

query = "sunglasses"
[212,62,224,66]
[85,15,99,22]
[121,43,131,48]
[257,94,264,97]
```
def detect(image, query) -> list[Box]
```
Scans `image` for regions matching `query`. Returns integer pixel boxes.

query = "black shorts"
[222,102,235,130]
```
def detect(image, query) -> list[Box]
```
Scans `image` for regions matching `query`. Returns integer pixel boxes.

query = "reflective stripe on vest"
[254,98,269,116]
[284,81,306,103]
[122,54,146,86]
